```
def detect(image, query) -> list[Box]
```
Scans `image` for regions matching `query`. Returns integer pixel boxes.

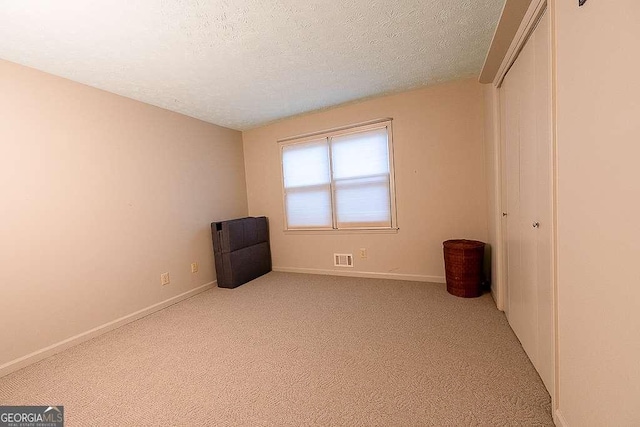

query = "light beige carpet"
[0,272,553,426]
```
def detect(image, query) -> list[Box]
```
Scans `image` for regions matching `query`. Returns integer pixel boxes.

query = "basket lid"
[443,239,485,249]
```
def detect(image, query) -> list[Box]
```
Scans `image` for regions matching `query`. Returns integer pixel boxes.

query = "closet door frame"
[491,0,558,405]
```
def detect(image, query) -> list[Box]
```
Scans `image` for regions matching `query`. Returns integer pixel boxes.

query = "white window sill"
[283,228,399,235]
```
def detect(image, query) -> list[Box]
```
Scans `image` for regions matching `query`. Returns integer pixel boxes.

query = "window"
[280,119,397,231]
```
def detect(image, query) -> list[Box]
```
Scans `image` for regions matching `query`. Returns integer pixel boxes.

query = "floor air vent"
[334,253,354,267]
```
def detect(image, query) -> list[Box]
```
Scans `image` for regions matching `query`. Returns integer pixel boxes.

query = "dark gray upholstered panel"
[214,216,269,253]
[211,217,271,288]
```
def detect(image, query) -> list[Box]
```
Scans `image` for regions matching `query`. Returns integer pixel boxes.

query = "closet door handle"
[532,222,540,228]
[502,212,508,217]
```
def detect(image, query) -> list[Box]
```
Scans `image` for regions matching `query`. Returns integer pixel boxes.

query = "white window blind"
[331,128,391,228]
[280,120,396,230]
[282,139,332,228]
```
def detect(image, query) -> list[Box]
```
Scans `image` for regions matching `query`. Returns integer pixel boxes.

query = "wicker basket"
[443,239,485,298]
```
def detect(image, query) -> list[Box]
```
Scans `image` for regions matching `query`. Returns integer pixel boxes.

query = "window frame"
[278,118,398,232]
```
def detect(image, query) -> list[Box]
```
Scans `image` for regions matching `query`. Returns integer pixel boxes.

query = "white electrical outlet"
[191,262,198,273]
[161,272,170,286]
[359,248,367,259]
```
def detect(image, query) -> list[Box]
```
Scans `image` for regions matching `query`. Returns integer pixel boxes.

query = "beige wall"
[0,60,248,369]
[554,1,640,425]
[243,79,488,282]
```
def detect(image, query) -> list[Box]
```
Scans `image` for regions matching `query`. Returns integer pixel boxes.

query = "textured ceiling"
[0,0,505,130]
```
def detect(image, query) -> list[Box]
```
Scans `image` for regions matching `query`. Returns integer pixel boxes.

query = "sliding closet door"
[502,61,523,342]
[501,11,553,393]
[533,12,553,393]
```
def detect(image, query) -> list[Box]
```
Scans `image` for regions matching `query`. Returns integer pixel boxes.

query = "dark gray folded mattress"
[211,216,272,288]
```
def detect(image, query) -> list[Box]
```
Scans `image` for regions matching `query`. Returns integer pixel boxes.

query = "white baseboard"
[554,409,568,427]
[272,266,445,283]
[0,281,215,378]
